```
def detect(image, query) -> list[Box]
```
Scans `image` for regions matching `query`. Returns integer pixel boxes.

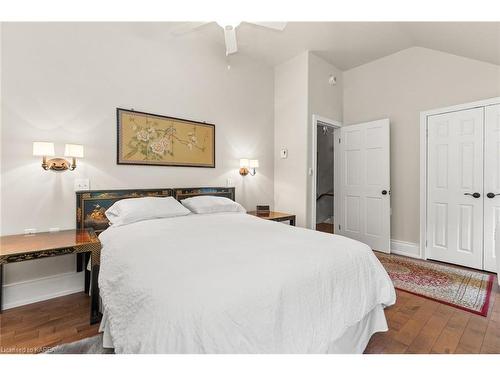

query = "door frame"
[310,114,342,230]
[419,96,500,261]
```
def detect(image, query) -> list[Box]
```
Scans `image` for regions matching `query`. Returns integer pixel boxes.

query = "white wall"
[274,51,342,227]
[274,52,309,227]
[274,52,343,228]
[306,53,343,228]
[0,23,3,238]
[308,53,343,123]
[343,46,500,244]
[0,23,275,307]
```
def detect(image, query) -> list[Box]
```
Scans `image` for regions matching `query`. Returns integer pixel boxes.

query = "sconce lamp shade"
[249,159,259,168]
[239,158,249,168]
[64,144,84,158]
[33,142,55,156]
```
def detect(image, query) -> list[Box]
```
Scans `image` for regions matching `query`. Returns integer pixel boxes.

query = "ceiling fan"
[171,21,287,56]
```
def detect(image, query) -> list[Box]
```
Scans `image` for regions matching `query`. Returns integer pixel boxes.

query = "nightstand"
[247,211,296,226]
[0,229,101,324]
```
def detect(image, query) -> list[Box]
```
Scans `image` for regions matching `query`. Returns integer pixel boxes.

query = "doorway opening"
[316,123,335,233]
[311,115,341,233]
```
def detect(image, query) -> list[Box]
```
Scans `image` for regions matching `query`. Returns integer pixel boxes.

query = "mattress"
[98,212,396,353]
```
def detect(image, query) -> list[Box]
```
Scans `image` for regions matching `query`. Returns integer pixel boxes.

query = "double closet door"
[427,104,500,271]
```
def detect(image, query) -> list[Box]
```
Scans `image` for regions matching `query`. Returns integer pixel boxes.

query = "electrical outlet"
[226,178,234,187]
[24,228,37,235]
[74,178,90,191]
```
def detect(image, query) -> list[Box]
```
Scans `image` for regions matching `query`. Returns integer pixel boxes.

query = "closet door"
[483,104,500,272]
[427,108,484,269]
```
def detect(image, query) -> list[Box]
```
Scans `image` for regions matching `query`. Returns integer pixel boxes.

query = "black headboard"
[76,187,235,233]
[173,187,235,201]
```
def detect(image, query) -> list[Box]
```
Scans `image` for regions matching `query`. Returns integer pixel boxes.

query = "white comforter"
[98,213,395,353]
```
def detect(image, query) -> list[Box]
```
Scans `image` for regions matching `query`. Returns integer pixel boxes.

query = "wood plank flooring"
[1,270,499,354]
[0,293,98,354]
[364,284,500,354]
[316,223,334,234]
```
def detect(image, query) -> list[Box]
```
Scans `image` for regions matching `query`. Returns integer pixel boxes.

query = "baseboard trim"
[391,239,421,259]
[1,271,84,310]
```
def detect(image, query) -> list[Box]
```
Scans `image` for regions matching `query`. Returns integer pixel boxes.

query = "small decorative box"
[256,205,270,215]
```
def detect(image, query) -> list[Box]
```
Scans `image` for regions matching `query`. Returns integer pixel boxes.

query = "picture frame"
[116,108,215,168]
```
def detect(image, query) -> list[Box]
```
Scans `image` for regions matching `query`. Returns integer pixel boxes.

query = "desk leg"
[84,253,91,294]
[290,217,296,226]
[76,253,84,272]
[0,264,3,313]
[90,264,102,325]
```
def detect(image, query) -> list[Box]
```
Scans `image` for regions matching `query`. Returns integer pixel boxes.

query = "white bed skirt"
[326,304,387,353]
[99,304,387,354]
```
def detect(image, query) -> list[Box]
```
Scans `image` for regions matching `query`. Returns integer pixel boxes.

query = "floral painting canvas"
[117,108,215,167]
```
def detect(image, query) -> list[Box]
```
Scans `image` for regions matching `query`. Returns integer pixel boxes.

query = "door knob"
[382,190,388,195]
[487,192,500,199]
[464,192,481,198]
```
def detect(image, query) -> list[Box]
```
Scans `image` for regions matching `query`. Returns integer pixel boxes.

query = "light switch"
[226,178,234,187]
[74,178,90,191]
[280,147,288,159]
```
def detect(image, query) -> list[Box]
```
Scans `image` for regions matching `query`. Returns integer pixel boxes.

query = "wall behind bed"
[0,23,274,308]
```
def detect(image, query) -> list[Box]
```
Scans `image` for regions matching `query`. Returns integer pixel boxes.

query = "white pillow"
[181,196,246,214]
[105,196,191,226]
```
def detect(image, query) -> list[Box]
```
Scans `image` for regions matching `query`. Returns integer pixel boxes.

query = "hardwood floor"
[316,223,334,233]
[1,275,499,354]
[0,292,99,354]
[364,284,500,354]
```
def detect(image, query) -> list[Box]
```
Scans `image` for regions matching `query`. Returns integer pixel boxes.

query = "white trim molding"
[420,96,500,262]
[1,271,84,310]
[391,239,421,259]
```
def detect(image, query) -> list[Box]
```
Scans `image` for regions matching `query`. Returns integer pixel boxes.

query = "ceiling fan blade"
[246,22,287,31]
[170,22,212,36]
[223,26,238,55]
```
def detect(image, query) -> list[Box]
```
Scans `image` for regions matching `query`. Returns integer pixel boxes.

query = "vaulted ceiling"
[162,22,500,70]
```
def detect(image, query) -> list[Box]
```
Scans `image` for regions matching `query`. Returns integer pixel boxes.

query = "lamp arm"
[41,156,50,170]
[69,157,77,171]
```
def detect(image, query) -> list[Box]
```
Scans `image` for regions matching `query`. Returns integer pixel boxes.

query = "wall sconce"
[33,142,84,171]
[239,159,259,176]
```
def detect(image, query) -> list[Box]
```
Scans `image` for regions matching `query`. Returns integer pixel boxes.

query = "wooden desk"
[0,229,101,324]
[247,211,296,226]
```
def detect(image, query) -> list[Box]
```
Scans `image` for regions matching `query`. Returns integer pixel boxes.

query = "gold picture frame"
[116,108,215,168]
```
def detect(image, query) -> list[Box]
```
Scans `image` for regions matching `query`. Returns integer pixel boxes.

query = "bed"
[76,187,396,354]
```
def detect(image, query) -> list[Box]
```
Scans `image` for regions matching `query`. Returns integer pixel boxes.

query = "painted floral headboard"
[76,187,236,233]
[76,189,172,234]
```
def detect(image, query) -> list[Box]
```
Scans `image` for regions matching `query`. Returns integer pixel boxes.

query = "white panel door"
[338,119,391,252]
[427,108,484,269]
[484,104,500,272]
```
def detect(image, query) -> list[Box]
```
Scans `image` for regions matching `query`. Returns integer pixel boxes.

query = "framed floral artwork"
[116,108,215,168]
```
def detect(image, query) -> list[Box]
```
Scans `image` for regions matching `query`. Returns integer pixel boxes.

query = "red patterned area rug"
[376,252,494,316]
